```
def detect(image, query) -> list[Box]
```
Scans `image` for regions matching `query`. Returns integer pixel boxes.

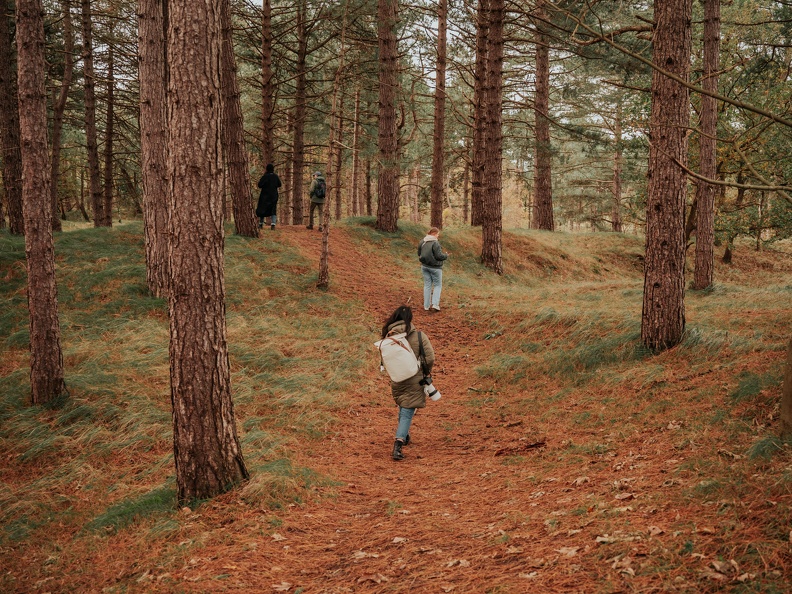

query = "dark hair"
[381,305,413,339]
[266,163,275,173]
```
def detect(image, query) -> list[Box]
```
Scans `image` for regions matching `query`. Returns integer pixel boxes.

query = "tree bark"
[220,0,257,237]
[138,0,169,298]
[692,0,719,289]
[351,87,361,216]
[102,34,114,226]
[430,0,447,229]
[641,0,692,351]
[611,103,623,232]
[80,0,105,227]
[781,337,792,437]
[334,92,344,222]
[50,0,74,233]
[375,0,400,233]
[167,0,248,503]
[291,0,307,225]
[480,0,503,274]
[280,112,292,225]
[17,0,67,403]
[462,151,469,224]
[532,3,554,231]
[260,0,274,166]
[470,0,489,227]
[0,1,24,235]
[365,157,372,215]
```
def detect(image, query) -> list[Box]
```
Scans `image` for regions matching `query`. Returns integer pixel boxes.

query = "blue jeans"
[422,266,443,309]
[259,214,277,227]
[396,407,415,441]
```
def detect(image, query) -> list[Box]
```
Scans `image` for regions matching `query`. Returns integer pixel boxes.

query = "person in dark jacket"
[418,227,449,312]
[256,163,282,230]
[381,305,435,461]
[307,171,326,231]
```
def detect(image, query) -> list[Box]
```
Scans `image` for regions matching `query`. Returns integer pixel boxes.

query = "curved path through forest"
[187,226,663,592]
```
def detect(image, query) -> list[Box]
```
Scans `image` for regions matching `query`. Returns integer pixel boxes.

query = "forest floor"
[1,220,791,593]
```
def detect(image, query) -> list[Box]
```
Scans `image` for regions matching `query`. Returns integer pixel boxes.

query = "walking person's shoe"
[392,439,405,461]
[271,224,276,230]
[318,226,323,232]
[430,305,441,312]
[306,225,313,230]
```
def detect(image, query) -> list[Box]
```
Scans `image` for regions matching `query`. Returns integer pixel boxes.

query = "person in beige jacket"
[380,305,435,461]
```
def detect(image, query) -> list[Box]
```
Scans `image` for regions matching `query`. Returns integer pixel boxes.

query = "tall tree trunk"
[80,0,104,227]
[77,166,89,220]
[167,0,248,503]
[430,0,447,229]
[260,0,274,166]
[102,35,114,226]
[17,0,66,403]
[692,0,719,289]
[480,0,503,274]
[411,165,420,223]
[365,157,372,215]
[532,3,554,231]
[462,152,470,224]
[0,1,24,235]
[50,0,74,233]
[351,87,361,217]
[138,0,169,298]
[280,112,292,225]
[291,0,306,225]
[722,170,744,264]
[641,0,692,352]
[781,337,792,437]
[318,10,347,289]
[334,92,344,222]
[375,0,400,232]
[220,0,257,237]
[470,0,489,227]
[612,103,623,232]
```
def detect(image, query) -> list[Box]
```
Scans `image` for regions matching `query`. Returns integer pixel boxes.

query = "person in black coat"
[256,163,282,230]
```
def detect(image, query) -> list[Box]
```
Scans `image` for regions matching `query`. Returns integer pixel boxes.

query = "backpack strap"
[417,331,428,376]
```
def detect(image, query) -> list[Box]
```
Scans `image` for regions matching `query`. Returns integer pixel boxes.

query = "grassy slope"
[1,221,791,592]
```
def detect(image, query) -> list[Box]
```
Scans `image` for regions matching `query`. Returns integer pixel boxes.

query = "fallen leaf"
[572,476,590,486]
[271,533,286,541]
[711,560,732,574]
[702,570,728,582]
[351,551,380,559]
[596,535,617,544]
[446,559,471,567]
[357,574,388,584]
[518,571,538,579]
[271,582,291,592]
[620,567,636,577]
[611,556,632,570]
[648,526,664,536]
[736,573,756,582]
[698,526,715,534]
[614,493,635,501]
[440,585,456,592]
[392,537,408,544]
[556,546,579,557]
[505,546,523,554]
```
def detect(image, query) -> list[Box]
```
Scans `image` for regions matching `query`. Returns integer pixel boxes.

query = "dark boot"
[392,439,405,461]
[404,434,410,446]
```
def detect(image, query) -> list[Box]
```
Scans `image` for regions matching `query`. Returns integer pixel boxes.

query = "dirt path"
[173,227,692,594]
[182,226,590,592]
